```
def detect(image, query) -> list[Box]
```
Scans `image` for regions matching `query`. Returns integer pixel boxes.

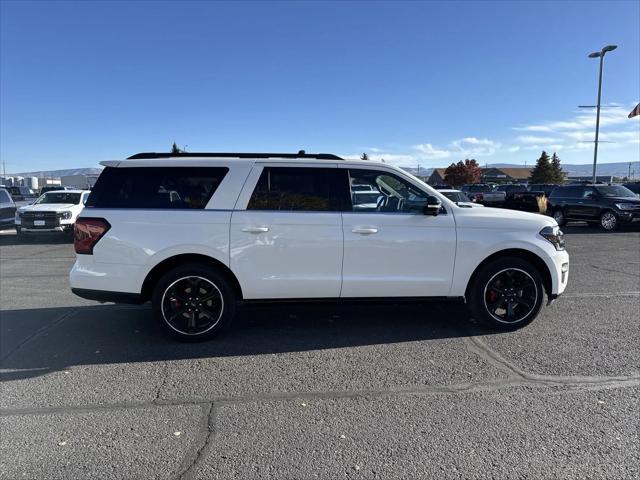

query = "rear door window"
[86,167,228,209]
[247,167,350,212]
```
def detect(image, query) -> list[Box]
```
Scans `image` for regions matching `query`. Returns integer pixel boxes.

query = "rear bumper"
[20,226,73,233]
[71,288,143,304]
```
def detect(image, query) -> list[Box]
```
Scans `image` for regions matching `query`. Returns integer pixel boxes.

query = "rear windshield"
[86,167,228,209]
[35,192,82,205]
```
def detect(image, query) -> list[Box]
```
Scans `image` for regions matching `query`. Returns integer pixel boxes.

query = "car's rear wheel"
[468,257,545,330]
[152,264,236,341]
[552,208,566,226]
[599,210,618,231]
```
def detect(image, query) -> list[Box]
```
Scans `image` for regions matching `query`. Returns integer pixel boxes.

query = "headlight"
[540,225,565,251]
[59,211,72,220]
[615,203,636,210]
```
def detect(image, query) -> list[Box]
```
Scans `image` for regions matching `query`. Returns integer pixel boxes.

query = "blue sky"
[1,0,638,172]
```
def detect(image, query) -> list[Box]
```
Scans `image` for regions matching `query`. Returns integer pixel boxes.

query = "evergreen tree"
[360,152,369,161]
[529,151,555,183]
[550,152,564,184]
[171,142,182,154]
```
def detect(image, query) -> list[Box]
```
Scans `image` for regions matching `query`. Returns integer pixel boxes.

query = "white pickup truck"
[16,189,90,238]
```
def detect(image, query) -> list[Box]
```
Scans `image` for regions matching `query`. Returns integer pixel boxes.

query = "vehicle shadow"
[0,301,492,381]
[0,231,73,246]
[562,223,640,234]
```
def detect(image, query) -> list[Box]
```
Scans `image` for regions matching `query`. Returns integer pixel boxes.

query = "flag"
[629,103,640,118]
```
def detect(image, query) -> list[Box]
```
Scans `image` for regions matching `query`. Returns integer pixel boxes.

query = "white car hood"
[454,206,557,231]
[19,203,77,212]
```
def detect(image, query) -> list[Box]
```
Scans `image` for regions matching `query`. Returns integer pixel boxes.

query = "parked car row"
[0,187,91,238]
[451,182,640,231]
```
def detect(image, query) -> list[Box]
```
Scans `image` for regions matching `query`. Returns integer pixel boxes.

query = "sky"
[1,0,639,173]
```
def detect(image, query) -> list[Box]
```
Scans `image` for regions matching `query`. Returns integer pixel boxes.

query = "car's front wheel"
[552,208,566,226]
[468,256,545,330]
[599,210,618,231]
[152,264,236,341]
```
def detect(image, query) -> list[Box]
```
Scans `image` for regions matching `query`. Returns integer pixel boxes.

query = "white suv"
[70,152,569,341]
[16,189,90,238]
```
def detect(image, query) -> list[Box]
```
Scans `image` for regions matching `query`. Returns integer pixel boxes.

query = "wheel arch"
[141,253,243,302]
[464,248,552,300]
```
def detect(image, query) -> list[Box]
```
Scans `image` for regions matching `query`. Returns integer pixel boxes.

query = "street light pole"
[588,44,617,184]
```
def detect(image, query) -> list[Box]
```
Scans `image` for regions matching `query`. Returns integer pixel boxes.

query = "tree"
[550,152,564,184]
[444,159,482,187]
[360,152,369,161]
[171,142,183,154]
[529,151,555,184]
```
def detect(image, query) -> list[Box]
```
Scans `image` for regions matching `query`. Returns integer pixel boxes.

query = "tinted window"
[247,167,350,212]
[552,186,581,198]
[86,167,228,209]
[348,169,429,214]
[0,190,10,203]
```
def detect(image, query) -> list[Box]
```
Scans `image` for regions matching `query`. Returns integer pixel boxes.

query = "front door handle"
[241,226,269,233]
[352,227,378,234]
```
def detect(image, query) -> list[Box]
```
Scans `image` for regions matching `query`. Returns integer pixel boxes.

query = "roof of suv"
[127,152,343,160]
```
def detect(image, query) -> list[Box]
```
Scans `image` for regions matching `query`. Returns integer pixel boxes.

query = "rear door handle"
[241,226,269,233]
[352,227,378,234]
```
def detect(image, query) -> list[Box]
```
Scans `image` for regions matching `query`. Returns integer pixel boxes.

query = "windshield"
[35,192,82,205]
[442,191,470,202]
[595,186,636,198]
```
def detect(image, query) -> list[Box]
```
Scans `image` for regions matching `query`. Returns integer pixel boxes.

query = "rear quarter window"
[85,167,228,209]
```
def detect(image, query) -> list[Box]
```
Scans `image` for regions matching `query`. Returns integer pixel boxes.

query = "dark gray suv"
[548,184,640,231]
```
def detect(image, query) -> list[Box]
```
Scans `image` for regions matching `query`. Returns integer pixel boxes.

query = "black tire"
[151,264,236,341]
[552,208,566,226]
[468,256,545,330]
[599,210,618,231]
[16,227,26,241]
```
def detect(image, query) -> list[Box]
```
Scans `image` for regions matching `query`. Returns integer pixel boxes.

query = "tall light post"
[588,44,617,184]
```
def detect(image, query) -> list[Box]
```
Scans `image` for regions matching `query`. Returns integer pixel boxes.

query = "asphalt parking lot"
[1,225,638,479]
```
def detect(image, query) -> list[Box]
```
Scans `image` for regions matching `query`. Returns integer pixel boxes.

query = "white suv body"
[70,153,569,340]
[16,189,90,236]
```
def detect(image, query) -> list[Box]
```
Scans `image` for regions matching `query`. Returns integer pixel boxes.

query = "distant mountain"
[7,167,103,178]
[7,160,640,180]
[401,161,640,179]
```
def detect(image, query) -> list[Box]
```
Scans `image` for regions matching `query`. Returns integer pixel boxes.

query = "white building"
[61,174,99,189]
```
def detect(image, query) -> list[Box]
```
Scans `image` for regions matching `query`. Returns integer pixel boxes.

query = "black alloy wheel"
[468,256,545,330]
[152,264,235,341]
[483,268,538,324]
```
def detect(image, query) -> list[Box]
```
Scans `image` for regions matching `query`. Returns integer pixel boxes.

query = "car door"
[563,186,584,219]
[230,164,349,299]
[340,167,457,297]
[576,186,601,219]
[0,189,16,226]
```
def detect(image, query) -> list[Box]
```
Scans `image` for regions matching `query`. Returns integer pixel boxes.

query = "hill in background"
[9,161,639,180]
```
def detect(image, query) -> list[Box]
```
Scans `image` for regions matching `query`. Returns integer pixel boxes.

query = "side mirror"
[423,195,442,216]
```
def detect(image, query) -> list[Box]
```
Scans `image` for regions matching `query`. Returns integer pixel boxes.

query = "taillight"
[74,218,110,255]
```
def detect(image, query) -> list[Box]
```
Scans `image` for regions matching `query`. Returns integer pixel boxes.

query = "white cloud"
[412,143,452,159]
[450,137,500,157]
[516,135,563,145]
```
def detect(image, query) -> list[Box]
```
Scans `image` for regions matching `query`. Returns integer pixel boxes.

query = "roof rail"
[127,152,343,160]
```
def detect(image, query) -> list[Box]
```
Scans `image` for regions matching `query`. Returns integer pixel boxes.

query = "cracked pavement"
[1,225,639,479]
